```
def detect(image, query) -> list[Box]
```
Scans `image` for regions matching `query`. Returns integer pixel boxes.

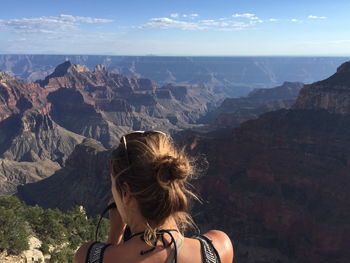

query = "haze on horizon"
[1,0,349,56]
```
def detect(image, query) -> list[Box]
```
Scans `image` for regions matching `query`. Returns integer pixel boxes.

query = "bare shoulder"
[204,230,234,263]
[74,241,129,263]
[74,242,95,263]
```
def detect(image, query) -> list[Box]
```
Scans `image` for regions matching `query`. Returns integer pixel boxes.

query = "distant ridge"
[1,55,349,97]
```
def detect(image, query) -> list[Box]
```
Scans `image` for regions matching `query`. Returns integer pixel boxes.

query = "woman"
[75,131,234,263]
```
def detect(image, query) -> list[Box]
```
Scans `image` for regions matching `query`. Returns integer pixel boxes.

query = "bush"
[0,197,30,255]
[0,195,109,258]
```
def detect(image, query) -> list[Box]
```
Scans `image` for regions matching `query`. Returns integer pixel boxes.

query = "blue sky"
[1,0,349,56]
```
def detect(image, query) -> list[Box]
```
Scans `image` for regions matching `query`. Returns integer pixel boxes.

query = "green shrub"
[0,195,109,257]
[0,197,30,255]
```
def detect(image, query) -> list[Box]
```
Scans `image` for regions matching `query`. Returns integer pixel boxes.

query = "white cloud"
[200,19,220,26]
[291,18,299,22]
[170,13,199,19]
[58,14,112,23]
[141,14,264,31]
[141,17,206,30]
[232,13,257,19]
[0,14,113,34]
[308,15,327,19]
[269,18,278,22]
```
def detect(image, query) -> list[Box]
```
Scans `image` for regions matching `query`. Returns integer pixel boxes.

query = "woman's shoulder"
[74,242,95,263]
[74,241,117,263]
[74,241,133,263]
[199,230,234,263]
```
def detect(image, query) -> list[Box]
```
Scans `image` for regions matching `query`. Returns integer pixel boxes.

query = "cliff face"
[295,62,350,114]
[189,109,350,263]
[203,82,303,127]
[17,138,111,214]
[0,71,46,121]
[0,159,60,196]
[0,111,84,163]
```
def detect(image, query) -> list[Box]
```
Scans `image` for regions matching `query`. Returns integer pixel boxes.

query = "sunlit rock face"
[37,60,220,141]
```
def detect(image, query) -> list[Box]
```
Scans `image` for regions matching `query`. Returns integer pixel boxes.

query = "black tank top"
[86,234,221,263]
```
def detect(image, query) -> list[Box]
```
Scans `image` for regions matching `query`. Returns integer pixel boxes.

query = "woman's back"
[76,230,233,263]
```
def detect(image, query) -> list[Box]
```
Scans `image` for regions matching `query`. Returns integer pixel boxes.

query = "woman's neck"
[128,216,179,235]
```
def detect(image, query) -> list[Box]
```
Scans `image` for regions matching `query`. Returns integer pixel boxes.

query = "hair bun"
[155,155,188,184]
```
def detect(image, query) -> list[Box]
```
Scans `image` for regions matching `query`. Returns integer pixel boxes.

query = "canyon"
[1,56,350,262]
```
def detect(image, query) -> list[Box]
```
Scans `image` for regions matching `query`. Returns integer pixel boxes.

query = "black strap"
[95,202,117,241]
[195,235,221,263]
[86,242,111,263]
[126,229,180,263]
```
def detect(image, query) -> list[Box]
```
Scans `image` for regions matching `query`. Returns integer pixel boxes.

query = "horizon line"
[1,53,350,58]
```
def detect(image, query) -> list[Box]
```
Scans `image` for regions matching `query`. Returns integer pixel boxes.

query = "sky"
[1,0,350,56]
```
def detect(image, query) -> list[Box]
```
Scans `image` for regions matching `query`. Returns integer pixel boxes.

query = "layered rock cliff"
[203,81,303,127]
[39,61,219,142]
[0,159,60,196]
[295,61,350,114]
[17,138,111,214]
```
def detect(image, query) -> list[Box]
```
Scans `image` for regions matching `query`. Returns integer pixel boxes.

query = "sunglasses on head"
[120,130,167,167]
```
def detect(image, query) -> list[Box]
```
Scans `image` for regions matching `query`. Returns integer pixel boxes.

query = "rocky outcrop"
[0,158,60,196]
[203,82,303,127]
[17,138,112,214]
[295,61,350,114]
[0,236,47,263]
[0,71,45,121]
[0,111,84,164]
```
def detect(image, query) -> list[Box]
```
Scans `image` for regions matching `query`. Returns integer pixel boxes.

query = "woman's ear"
[121,182,132,203]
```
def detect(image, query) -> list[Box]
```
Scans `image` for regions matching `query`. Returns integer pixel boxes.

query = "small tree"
[0,200,30,255]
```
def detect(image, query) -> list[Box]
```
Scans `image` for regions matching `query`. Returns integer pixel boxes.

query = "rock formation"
[38,61,218,142]
[17,138,111,214]
[295,61,350,114]
[0,60,224,195]
[203,81,303,127]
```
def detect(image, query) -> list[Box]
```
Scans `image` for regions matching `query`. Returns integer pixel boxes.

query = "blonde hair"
[110,132,198,245]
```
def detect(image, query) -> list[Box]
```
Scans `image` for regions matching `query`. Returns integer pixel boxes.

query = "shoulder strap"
[164,234,184,263]
[86,242,111,263]
[194,235,221,263]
